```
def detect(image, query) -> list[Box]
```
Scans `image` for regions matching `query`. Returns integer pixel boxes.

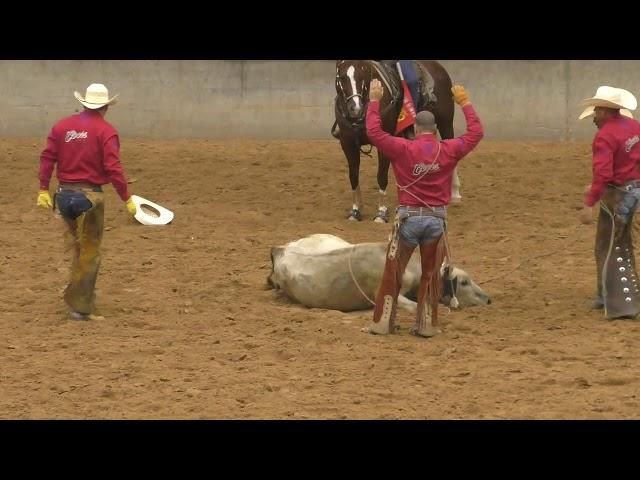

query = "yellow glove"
[126,197,137,216]
[451,85,471,107]
[37,190,53,209]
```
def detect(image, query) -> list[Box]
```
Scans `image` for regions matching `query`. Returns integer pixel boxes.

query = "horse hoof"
[347,209,362,221]
[373,211,389,223]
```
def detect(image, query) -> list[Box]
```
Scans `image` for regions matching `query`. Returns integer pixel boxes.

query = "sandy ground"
[2,137,640,419]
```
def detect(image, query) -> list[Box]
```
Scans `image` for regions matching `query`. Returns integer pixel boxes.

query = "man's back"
[40,109,125,196]
[597,115,640,164]
[587,114,640,208]
[51,110,116,177]
[366,102,484,207]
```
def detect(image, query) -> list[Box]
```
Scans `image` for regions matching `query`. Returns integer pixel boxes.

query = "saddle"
[331,60,438,139]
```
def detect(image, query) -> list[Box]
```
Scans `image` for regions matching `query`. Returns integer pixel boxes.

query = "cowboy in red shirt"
[579,86,640,319]
[365,79,484,337]
[36,83,137,321]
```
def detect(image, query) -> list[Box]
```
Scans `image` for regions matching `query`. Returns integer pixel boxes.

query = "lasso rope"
[348,246,376,306]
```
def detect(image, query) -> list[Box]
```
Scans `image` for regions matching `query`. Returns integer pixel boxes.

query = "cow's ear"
[443,265,451,280]
[443,273,457,298]
[271,247,284,264]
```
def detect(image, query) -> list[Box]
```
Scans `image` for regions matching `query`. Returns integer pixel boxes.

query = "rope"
[393,143,460,306]
[348,246,376,306]
[346,243,452,315]
[478,250,573,286]
[477,209,629,286]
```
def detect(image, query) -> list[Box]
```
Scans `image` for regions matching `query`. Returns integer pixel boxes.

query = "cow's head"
[442,265,491,308]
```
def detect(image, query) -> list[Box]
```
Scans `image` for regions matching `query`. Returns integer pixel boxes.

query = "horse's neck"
[369,61,400,100]
[369,61,390,83]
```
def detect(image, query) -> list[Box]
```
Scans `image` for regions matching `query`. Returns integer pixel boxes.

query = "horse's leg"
[420,60,461,204]
[341,137,363,221]
[437,120,462,203]
[374,150,391,223]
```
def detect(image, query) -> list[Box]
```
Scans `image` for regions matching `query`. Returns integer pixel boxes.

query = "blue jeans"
[56,190,93,220]
[398,60,419,108]
[398,206,445,247]
[616,187,640,224]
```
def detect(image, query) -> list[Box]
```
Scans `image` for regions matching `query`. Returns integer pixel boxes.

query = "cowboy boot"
[370,238,415,334]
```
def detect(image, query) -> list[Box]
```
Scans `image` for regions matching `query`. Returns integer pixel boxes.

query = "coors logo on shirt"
[65,130,88,143]
[412,162,441,176]
[625,135,640,153]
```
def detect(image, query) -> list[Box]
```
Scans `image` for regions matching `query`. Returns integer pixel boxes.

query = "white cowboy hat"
[578,105,634,120]
[74,83,119,109]
[130,195,174,226]
[580,85,637,111]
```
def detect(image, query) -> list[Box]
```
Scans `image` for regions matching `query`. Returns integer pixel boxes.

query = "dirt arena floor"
[3,137,640,419]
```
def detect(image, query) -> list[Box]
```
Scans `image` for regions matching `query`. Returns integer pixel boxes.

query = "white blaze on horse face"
[347,66,361,115]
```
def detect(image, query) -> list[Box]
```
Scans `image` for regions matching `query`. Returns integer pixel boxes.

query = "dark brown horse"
[332,60,460,222]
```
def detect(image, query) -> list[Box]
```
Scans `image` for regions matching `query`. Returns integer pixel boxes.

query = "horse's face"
[335,60,370,120]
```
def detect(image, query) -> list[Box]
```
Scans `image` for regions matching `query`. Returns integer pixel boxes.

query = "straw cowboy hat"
[578,86,637,120]
[74,83,119,109]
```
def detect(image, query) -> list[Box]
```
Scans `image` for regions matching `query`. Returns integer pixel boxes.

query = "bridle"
[335,61,371,123]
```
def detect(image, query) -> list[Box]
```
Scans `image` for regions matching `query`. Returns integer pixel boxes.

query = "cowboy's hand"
[579,205,594,224]
[451,85,471,107]
[369,79,384,102]
[126,197,137,216]
[37,190,53,209]
[584,184,592,194]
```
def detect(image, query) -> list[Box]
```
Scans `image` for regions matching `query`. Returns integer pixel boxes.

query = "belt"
[622,180,640,191]
[397,205,447,219]
[57,182,103,192]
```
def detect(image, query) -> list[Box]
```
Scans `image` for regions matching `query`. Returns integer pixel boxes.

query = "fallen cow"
[268,234,490,312]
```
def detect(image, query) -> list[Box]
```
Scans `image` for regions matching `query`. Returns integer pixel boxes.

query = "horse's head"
[335,60,371,121]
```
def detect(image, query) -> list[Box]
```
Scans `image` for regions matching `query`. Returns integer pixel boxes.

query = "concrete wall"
[445,60,640,141]
[1,60,640,140]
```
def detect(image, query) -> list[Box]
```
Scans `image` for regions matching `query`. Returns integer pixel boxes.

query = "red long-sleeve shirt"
[585,114,640,207]
[38,109,130,201]
[366,102,484,206]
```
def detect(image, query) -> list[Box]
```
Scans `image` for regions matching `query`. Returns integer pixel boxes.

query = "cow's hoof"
[373,210,389,223]
[347,209,362,221]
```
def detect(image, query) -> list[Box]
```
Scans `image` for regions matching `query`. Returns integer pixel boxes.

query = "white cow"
[267,234,490,312]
